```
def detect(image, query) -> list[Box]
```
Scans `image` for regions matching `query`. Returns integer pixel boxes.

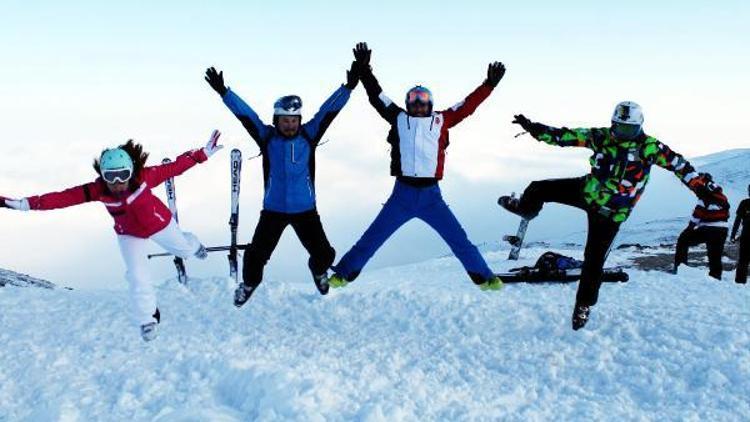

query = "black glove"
[205,67,228,96]
[345,61,359,90]
[512,114,533,131]
[486,61,506,87]
[353,42,371,67]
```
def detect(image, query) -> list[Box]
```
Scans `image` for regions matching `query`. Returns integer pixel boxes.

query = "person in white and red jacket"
[673,173,730,280]
[329,42,505,291]
[1,130,224,341]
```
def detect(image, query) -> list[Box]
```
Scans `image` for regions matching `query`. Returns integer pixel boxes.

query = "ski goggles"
[406,89,432,105]
[101,168,133,184]
[611,122,642,140]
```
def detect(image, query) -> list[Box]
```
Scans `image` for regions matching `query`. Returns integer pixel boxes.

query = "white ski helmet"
[611,101,644,125]
[611,101,644,139]
[273,95,303,117]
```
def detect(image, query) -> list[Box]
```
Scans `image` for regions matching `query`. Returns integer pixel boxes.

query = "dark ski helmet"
[273,95,303,117]
[611,101,644,140]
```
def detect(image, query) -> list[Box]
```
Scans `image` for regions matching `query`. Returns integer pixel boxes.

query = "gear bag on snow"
[497,251,628,283]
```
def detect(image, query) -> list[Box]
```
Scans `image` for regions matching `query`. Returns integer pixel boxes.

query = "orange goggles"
[406,89,432,105]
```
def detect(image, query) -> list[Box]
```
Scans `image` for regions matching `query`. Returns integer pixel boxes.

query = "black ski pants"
[737,229,749,283]
[675,225,728,280]
[242,209,335,288]
[519,177,621,307]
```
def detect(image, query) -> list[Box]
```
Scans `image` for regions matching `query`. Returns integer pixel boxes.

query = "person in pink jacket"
[1,130,224,341]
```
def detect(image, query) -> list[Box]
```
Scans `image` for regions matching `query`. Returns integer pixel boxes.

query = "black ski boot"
[234,283,256,308]
[498,195,538,220]
[571,303,591,330]
[313,273,330,295]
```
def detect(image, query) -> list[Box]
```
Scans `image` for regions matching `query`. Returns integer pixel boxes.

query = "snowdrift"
[1,246,748,420]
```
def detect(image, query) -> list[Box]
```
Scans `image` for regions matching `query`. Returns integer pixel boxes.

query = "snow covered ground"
[1,246,748,421]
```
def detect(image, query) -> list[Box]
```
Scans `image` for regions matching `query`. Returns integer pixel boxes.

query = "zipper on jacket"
[265,177,272,200]
[307,176,313,198]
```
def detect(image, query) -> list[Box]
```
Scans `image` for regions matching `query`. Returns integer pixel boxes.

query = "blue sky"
[1,1,748,288]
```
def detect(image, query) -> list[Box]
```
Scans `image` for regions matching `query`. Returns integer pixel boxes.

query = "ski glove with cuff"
[486,61,506,87]
[345,61,360,90]
[512,114,545,137]
[203,129,224,157]
[353,42,371,67]
[205,67,228,97]
[4,198,30,211]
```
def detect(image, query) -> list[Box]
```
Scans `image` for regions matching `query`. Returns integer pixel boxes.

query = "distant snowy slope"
[0,246,748,420]
[691,148,750,193]
[0,268,56,289]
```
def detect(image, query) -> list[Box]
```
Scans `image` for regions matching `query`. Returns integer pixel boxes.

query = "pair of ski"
[149,149,243,284]
[497,194,627,283]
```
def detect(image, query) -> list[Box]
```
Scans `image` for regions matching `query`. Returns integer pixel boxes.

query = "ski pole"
[147,244,249,259]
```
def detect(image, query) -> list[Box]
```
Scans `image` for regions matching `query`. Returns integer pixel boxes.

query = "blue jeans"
[333,180,494,283]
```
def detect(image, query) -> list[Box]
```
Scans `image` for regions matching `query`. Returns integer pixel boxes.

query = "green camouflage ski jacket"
[528,124,701,223]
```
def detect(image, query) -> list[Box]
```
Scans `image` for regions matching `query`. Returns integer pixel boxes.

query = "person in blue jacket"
[205,62,359,307]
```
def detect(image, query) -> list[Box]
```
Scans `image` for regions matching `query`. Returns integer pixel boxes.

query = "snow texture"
[1,246,748,421]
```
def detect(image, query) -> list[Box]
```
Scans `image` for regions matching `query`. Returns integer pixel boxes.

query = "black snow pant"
[674,225,728,280]
[242,209,335,288]
[518,177,621,307]
[738,229,750,283]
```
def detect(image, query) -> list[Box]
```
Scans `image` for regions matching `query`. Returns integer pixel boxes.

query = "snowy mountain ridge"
[0,268,56,289]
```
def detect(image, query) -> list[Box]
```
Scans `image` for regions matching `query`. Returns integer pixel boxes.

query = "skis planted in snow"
[228,149,242,282]
[163,157,188,285]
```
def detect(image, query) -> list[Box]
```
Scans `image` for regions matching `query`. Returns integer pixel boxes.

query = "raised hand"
[203,130,224,157]
[345,61,360,90]
[512,114,533,130]
[205,67,228,96]
[3,198,30,211]
[486,61,506,87]
[352,42,371,67]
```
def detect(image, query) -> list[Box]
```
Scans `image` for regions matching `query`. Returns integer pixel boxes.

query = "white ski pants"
[116,219,201,326]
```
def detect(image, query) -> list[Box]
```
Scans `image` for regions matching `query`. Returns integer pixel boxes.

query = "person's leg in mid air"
[291,209,336,294]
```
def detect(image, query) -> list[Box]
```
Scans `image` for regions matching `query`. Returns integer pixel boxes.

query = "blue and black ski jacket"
[223,85,351,213]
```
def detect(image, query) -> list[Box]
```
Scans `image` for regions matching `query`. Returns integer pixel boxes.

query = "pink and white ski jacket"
[26,149,208,238]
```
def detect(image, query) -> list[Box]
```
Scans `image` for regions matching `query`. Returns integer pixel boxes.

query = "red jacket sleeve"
[27,181,103,210]
[144,148,208,188]
[441,83,494,129]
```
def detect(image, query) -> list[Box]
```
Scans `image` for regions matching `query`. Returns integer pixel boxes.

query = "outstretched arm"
[4,181,103,211]
[205,67,271,145]
[353,42,402,124]
[512,114,598,148]
[302,63,357,144]
[146,130,223,187]
[442,62,505,128]
[644,140,701,191]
